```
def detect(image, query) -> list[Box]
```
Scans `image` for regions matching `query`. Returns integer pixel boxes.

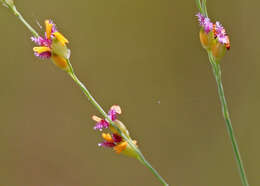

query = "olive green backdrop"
[0,0,258,185]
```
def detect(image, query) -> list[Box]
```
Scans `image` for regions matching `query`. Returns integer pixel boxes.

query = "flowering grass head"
[196,13,230,60]
[92,105,138,158]
[31,20,70,71]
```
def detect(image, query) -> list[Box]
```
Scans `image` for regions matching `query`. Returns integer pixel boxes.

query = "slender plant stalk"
[2,1,169,185]
[201,0,208,17]
[208,53,249,186]
[1,0,39,37]
[195,0,203,15]
[195,0,249,185]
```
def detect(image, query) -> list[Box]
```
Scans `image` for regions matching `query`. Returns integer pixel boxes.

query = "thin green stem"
[201,0,208,17]
[208,53,249,186]
[195,0,203,15]
[2,0,39,37]
[195,0,208,17]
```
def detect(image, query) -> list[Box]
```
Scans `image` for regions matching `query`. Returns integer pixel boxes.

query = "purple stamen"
[98,141,116,148]
[112,134,122,143]
[108,109,117,121]
[94,120,109,131]
[196,13,213,33]
[34,51,51,59]
[214,21,228,44]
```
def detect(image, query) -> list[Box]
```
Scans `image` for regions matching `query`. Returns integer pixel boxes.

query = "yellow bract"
[114,142,127,154]
[51,54,68,71]
[102,133,114,143]
[211,41,226,61]
[53,32,69,46]
[119,140,139,158]
[33,46,51,54]
[45,20,53,40]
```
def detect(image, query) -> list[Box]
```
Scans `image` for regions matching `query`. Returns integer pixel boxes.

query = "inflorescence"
[92,105,138,157]
[31,20,70,70]
[196,13,230,60]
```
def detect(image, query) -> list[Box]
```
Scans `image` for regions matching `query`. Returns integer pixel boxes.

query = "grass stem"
[208,52,249,186]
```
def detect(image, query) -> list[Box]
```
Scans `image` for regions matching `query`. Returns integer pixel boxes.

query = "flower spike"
[92,105,138,158]
[196,12,230,60]
[31,20,70,71]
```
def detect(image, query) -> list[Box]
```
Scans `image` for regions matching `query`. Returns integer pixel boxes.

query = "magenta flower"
[98,133,123,147]
[214,22,225,36]
[31,20,71,70]
[93,119,109,131]
[213,21,229,45]
[92,105,122,131]
[92,105,138,157]
[98,141,116,148]
[196,13,230,50]
[203,17,213,33]
[196,13,213,33]
[31,20,63,59]
[112,133,122,143]
[196,12,205,26]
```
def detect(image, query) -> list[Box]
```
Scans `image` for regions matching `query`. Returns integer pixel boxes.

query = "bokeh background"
[0,0,258,185]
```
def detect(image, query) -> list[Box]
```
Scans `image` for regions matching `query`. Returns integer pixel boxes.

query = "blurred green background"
[0,0,258,185]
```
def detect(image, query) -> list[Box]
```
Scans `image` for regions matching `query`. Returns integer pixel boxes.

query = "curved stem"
[208,53,249,186]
